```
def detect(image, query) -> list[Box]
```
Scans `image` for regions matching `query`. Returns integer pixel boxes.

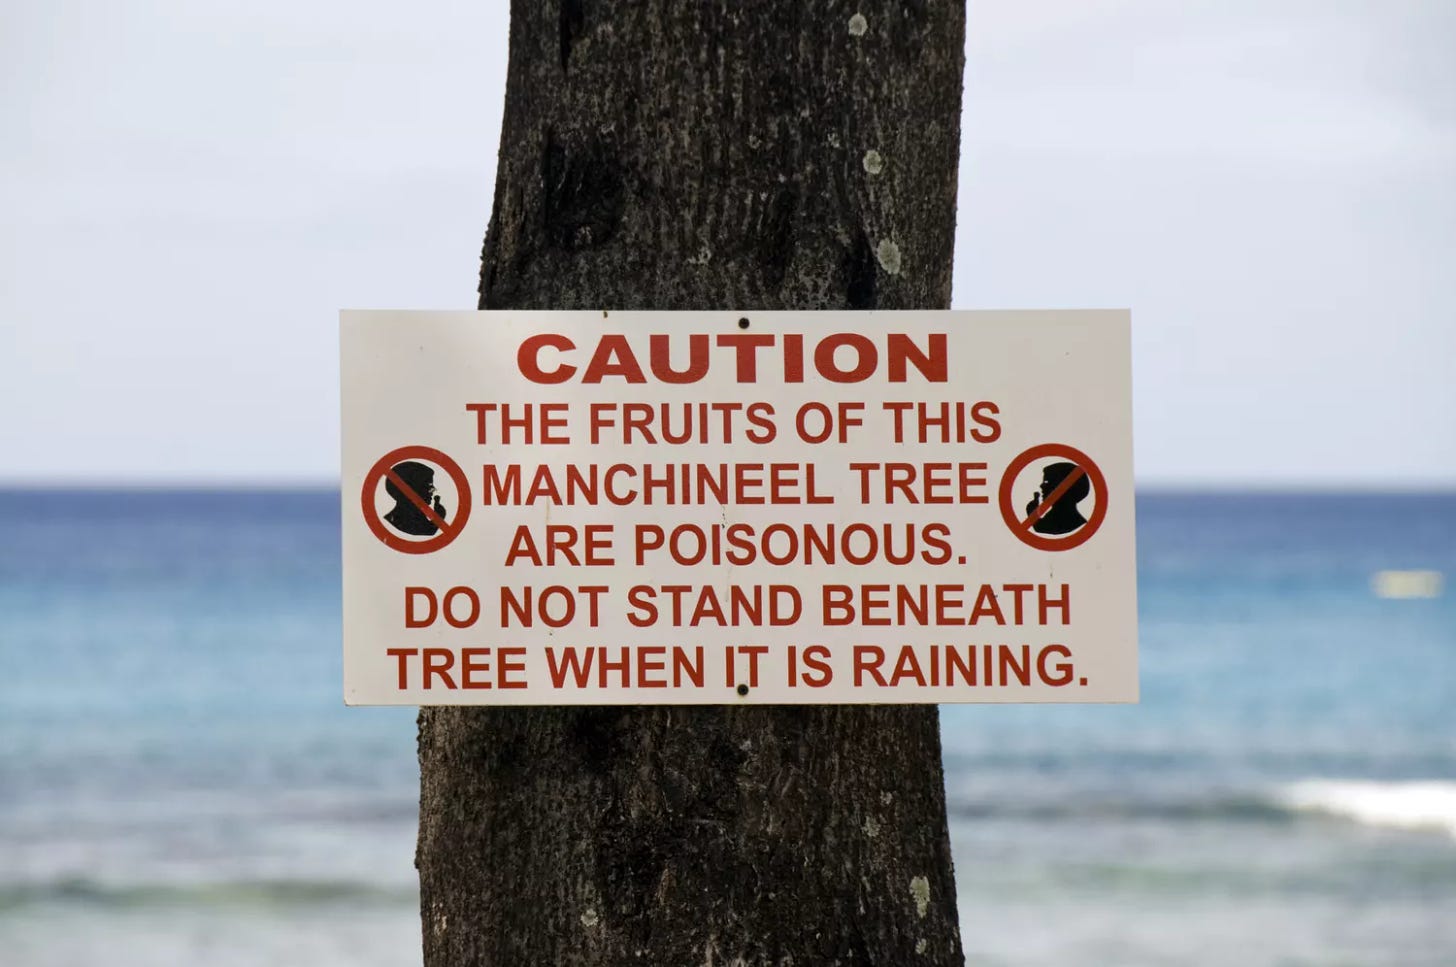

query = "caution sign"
[341,310,1137,706]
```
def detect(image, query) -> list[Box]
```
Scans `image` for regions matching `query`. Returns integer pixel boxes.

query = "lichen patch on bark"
[876,239,903,275]
[911,875,932,919]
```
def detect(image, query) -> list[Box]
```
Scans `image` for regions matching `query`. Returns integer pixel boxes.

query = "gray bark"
[418,1,967,963]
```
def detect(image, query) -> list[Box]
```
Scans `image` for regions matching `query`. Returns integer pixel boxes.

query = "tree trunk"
[418,1,967,963]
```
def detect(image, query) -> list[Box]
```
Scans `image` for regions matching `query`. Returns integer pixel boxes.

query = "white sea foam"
[1277,779,1456,838]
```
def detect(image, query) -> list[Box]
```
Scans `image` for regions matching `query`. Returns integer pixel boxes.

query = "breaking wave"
[1274,779,1456,838]
[0,878,415,913]
[947,778,1456,839]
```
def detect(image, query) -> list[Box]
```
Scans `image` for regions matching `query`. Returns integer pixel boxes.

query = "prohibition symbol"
[998,443,1107,552]
[361,445,472,554]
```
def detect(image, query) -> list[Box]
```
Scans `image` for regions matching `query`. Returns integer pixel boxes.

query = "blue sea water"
[1,489,1453,965]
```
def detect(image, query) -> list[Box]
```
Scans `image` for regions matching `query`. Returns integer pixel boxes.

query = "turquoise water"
[1,490,1454,965]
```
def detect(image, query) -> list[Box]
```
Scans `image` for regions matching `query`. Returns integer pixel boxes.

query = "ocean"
[1,489,1453,965]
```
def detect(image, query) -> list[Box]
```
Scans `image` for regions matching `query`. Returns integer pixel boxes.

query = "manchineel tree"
[417,1,968,963]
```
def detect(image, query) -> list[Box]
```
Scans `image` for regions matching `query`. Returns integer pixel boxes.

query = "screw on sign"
[997,443,1108,552]
[362,445,472,554]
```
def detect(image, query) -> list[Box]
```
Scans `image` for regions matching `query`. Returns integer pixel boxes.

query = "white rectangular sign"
[341,310,1137,705]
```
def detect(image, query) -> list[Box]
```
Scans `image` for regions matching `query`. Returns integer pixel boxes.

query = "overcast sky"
[2,0,1452,487]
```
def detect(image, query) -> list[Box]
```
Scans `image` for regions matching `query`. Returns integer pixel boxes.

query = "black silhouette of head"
[383,461,443,537]
[1031,461,1090,535]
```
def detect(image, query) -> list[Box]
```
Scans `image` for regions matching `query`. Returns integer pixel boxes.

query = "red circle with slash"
[361,445,472,554]
[998,443,1108,552]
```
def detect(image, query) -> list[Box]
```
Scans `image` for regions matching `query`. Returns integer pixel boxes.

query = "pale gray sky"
[2,0,1452,487]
